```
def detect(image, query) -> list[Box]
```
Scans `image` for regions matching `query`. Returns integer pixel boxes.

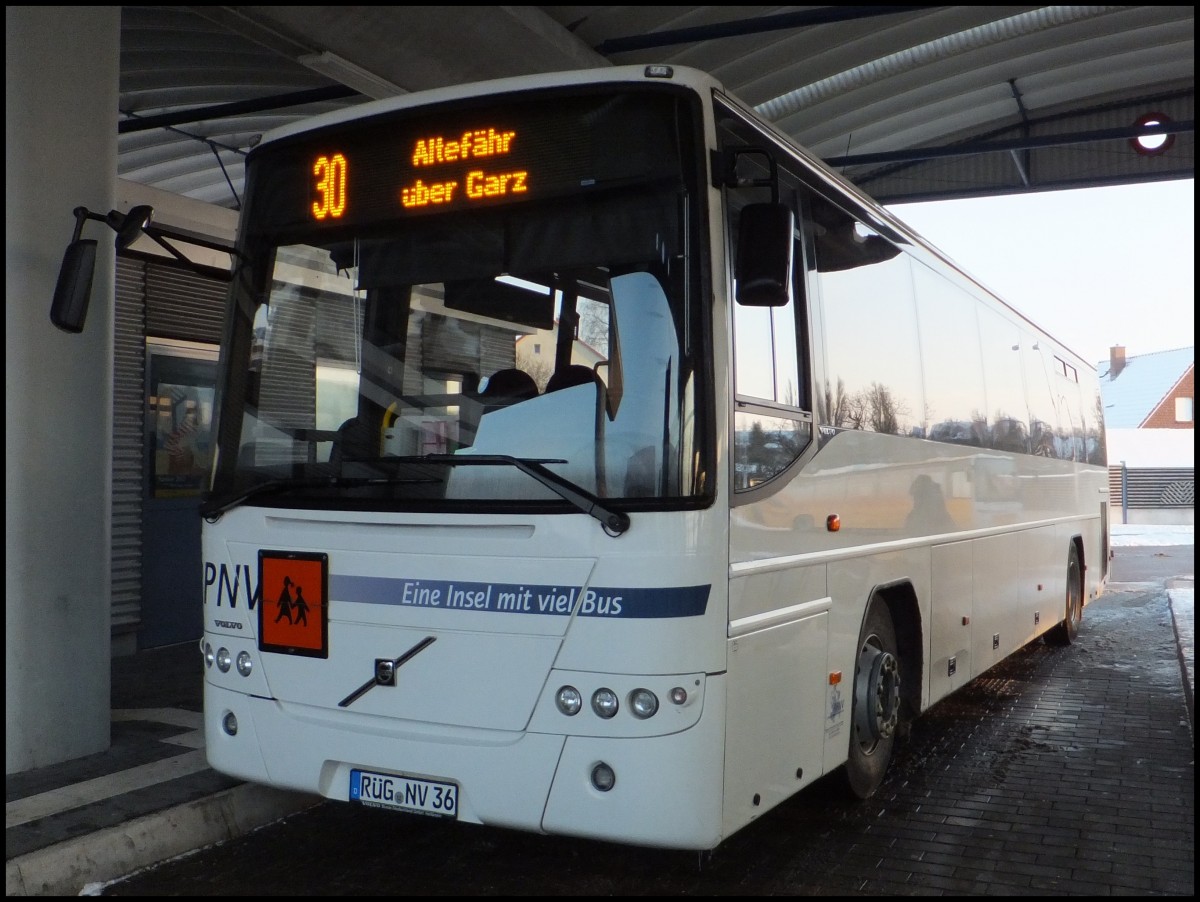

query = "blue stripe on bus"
[329,575,709,619]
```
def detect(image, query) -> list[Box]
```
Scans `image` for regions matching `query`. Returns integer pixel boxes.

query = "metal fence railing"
[1108,465,1195,518]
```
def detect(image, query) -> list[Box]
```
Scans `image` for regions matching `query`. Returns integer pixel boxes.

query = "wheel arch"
[1071,533,1085,593]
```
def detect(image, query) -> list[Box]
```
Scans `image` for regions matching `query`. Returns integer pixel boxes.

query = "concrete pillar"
[6,6,120,773]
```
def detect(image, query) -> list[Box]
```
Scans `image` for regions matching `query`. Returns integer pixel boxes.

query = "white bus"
[199,64,1109,850]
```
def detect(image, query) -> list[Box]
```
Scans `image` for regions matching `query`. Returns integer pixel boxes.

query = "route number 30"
[312,153,348,220]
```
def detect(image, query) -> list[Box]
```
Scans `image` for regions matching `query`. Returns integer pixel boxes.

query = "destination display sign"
[310,126,528,221]
[244,89,693,233]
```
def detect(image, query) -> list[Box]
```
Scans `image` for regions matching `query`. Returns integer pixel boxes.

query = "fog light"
[555,685,582,716]
[591,688,619,718]
[203,643,215,669]
[591,762,616,792]
[222,711,238,736]
[629,688,659,719]
[216,647,232,673]
[236,650,253,677]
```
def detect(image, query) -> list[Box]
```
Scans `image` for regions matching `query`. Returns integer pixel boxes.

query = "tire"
[845,599,902,799]
[1045,544,1083,647]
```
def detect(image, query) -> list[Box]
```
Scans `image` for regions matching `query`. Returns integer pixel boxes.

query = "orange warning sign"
[258,550,328,657]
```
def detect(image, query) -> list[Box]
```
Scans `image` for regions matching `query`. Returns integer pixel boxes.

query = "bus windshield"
[209,87,709,513]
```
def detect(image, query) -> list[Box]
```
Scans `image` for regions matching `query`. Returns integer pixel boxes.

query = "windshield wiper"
[201,455,631,535]
[199,473,442,519]
[423,454,631,536]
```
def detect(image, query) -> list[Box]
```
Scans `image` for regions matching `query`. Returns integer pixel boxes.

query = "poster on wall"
[148,343,217,499]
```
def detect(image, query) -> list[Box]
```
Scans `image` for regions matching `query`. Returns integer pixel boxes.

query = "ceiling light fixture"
[1130,112,1175,156]
[298,51,406,99]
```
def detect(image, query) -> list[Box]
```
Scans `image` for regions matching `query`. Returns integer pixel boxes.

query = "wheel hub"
[854,645,901,743]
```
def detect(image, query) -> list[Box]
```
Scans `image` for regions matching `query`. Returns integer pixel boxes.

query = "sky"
[886,178,1195,368]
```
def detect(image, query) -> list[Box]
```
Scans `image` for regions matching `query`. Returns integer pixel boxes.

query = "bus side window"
[814,202,920,437]
[730,186,814,492]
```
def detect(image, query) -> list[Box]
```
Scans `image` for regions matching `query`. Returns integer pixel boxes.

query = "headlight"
[203,643,215,668]
[216,647,232,673]
[555,685,582,716]
[235,650,253,677]
[591,688,619,718]
[628,688,659,719]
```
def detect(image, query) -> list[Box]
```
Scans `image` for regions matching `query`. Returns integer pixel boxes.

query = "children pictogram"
[274,576,295,623]
[259,551,329,658]
[293,585,310,626]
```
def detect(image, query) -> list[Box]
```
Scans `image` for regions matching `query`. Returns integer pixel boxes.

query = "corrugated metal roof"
[1098,345,1194,428]
[113,6,1195,210]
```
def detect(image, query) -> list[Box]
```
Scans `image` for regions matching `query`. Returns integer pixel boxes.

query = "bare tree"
[577,300,609,357]
[523,356,554,393]
[860,382,903,434]
[819,377,852,428]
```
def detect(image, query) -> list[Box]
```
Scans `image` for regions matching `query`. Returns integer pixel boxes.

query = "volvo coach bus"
[198,64,1108,850]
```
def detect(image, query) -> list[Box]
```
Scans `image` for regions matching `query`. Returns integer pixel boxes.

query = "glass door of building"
[141,338,218,647]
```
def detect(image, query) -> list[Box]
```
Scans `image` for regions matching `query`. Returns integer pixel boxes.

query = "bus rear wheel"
[845,599,901,799]
[1045,544,1083,646]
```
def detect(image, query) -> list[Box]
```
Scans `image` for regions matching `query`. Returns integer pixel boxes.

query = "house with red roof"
[1098,344,1194,524]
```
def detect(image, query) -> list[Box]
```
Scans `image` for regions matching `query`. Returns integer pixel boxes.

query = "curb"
[5,784,319,896]
[1167,580,1194,739]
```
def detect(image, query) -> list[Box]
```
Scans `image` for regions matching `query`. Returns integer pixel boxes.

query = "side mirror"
[111,204,153,251]
[735,203,794,307]
[48,204,154,334]
[50,239,98,333]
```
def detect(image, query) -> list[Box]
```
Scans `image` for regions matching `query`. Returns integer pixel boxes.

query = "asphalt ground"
[5,542,1193,896]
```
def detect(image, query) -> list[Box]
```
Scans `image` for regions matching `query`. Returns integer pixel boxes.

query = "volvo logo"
[338,636,437,708]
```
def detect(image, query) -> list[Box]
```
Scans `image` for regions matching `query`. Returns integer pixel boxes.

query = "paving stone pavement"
[90,582,1194,897]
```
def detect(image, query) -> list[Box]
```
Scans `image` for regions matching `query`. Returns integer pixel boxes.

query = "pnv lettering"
[203,562,259,610]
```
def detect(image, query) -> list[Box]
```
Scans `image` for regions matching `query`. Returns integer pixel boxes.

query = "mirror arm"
[70,206,105,241]
[712,147,780,202]
[141,229,196,266]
